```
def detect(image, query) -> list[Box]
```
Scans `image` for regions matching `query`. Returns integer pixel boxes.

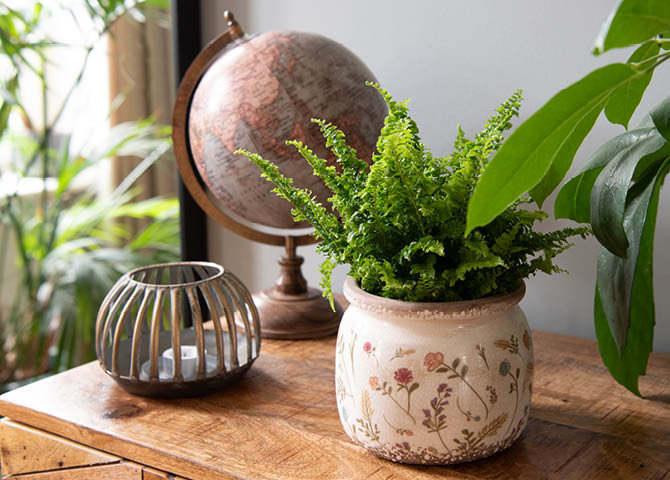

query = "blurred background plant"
[0,0,178,391]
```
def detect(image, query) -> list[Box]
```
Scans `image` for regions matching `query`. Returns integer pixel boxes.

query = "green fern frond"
[319,258,337,310]
[311,118,368,177]
[235,149,341,245]
[238,87,588,306]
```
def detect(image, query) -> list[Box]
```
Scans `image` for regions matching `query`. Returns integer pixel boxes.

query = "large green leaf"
[555,127,656,222]
[554,168,604,223]
[663,33,670,50]
[605,41,660,129]
[594,0,670,54]
[528,98,606,205]
[650,94,670,140]
[594,159,668,396]
[634,105,670,179]
[633,140,670,181]
[590,129,666,257]
[466,64,638,234]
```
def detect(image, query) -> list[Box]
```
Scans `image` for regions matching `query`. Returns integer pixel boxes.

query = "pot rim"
[342,276,525,319]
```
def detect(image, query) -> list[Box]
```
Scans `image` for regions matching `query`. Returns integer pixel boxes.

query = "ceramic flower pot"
[336,277,533,464]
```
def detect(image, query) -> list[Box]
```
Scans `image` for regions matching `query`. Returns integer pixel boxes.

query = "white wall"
[200,0,670,352]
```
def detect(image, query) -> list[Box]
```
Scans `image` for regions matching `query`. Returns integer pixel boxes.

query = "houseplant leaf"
[633,138,670,182]
[527,99,606,207]
[554,169,603,224]
[604,41,660,129]
[594,158,669,396]
[594,0,670,54]
[632,96,670,179]
[589,128,666,257]
[650,94,670,140]
[466,63,637,234]
[555,126,657,222]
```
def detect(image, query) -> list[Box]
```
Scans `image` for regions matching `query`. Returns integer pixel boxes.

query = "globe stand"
[251,237,343,339]
[172,11,386,340]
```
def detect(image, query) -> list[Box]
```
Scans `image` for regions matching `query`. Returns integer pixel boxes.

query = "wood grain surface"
[0,314,669,479]
[0,419,118,476]
[142,465,189,480]
[5,461,143,479]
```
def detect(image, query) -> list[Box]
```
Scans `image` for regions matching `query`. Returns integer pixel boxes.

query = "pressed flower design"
[424,352,489,420]
[371,368,419,424]
[336,333,357,404]
[383,415,413,437]
[424,352,444,372]
[499,358,521,438]
[476,344,490,370]
[495,334,528,363]
[394,367,413,385]
[485,385,498,406]
[391,347,416,361]
[523,361,534,393]
[336,331,362,443]
[453,412,509,457]
[336,375,352,402]
[348,332,358,373]
[422,383,453,452]
[456,396,481,422]
[363,341,379,366]
[355,390,381,442]
[499,358,511,376]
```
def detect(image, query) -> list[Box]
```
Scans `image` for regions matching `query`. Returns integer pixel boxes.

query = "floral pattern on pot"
[336,277,532,465]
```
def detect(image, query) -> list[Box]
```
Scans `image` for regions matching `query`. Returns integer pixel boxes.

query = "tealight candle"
[163,346,200,379]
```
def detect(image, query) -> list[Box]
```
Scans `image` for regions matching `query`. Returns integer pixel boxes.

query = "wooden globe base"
[250,237,342,339]
[253,287,343,339]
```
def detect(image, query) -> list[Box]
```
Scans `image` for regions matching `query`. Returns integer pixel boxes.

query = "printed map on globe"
[188,31,387,230]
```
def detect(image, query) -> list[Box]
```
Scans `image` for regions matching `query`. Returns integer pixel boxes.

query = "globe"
[187,29,388,230]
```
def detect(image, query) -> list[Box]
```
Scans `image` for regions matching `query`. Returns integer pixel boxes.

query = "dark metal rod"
[172,1,206,328]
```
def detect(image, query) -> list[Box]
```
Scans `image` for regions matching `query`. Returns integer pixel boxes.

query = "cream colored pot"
[336,277,533,464]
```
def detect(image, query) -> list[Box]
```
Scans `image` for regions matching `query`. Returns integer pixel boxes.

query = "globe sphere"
[188,31,387,229]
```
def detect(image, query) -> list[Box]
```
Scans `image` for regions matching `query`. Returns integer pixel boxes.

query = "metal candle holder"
[95,261,261,397]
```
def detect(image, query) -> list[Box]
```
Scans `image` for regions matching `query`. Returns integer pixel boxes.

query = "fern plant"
[238,84,588,305]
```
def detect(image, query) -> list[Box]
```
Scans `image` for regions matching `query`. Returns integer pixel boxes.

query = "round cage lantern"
[95,261,260,397]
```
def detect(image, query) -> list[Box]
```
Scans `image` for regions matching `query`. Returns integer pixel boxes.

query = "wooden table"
[0,330,669,479]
